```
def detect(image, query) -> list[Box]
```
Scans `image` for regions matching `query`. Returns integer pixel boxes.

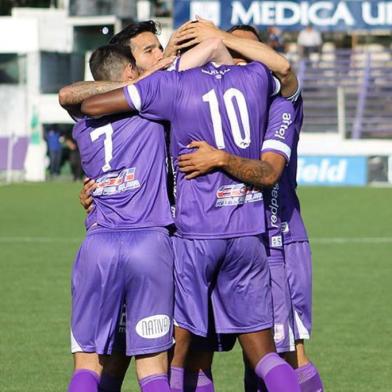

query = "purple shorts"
[172,235,273,336]
[284,241,312,340]
[71,228,174,356]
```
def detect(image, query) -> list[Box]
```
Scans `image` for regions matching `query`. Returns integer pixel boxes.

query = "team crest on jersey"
[216,184,262,207]
[93,167,140,196]
[201,67,231,79]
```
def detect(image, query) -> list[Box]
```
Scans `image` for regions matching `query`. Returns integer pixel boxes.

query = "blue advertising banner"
[174,1,392,31]
[296,156,368,186]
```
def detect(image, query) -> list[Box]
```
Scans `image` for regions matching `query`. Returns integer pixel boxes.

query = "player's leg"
[214,236,300,392]
[243,256,296,392]
[98,306,131,392]
[170,237,224,392]
[69,231,124,391]
[123,229,175,391]
[68,353,102,392]
[285,241,324,391]
[98,352,131,392]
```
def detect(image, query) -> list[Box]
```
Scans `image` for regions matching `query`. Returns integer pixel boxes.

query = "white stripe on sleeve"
[271,76,281,96]
[262,139,291,161]
[127,85,141,111]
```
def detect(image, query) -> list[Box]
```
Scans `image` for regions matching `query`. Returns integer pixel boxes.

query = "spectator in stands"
[45,124,62,178]
[64,135,83,181]
[297,24,322,60]
[267,26,285,53]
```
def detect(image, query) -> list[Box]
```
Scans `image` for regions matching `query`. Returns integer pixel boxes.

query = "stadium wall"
[298,134,392,186]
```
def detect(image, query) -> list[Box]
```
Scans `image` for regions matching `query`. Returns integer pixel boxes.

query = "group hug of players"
[59,17,324,392]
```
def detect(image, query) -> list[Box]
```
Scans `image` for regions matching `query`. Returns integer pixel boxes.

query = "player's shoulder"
[244,61,270,75]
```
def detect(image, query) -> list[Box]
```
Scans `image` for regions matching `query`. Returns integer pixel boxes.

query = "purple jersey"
[124,62,278,239]
[73,114,173,230]
[261,96,297,257]
[279,96,308,243]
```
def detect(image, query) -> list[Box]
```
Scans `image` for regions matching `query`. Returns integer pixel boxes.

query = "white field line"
[0,236,391,244]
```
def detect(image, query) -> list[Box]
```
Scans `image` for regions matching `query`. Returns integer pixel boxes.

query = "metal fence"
[296,48,392,138]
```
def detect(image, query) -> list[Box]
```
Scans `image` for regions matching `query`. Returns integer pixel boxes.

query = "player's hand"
[164,20,194,57]
[80,177,96,213]
[176,17,224,50]
[178,140,223,179]
[135,56,176,82]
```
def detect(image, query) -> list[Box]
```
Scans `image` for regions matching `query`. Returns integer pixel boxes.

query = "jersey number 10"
[203,88,251,150]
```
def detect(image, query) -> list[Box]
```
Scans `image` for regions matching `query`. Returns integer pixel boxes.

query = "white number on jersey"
[202,88,251,149]
[90,124,113,172]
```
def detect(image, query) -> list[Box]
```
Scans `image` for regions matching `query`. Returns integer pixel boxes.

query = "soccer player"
[80,51,301,391]
[61,21,239,392]
[176,23,324,392]
[67,44,175,392]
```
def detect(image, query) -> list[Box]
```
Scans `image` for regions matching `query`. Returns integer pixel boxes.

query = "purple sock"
[170,367,185,392]
[244,361,267,392]
[68,369,100,392]
[139,373,171,392]
[296,363,324,392]
[255,353,301,392]
[184,369,214,392]
[98,373,124,392]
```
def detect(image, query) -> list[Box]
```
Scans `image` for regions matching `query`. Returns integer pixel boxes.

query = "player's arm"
[58,81,128,118]
[177,37,234,71]
[81,87,131,117]
[59,56,175,117]
[178,142,285,188]
[176,18,297,97]
[82,67,178,120]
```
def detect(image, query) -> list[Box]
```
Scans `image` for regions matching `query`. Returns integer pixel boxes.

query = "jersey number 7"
[90,124,113,173]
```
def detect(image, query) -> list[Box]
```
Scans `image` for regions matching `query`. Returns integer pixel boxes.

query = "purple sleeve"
[261,96,296,162]
[122,70,179,122]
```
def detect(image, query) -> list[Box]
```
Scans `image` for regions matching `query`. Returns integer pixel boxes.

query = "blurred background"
[0,0,392,185]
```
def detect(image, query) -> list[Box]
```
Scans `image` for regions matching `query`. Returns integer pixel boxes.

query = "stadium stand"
[290,47,392,138]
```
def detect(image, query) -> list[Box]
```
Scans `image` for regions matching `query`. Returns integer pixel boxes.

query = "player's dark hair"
[227,24,262,42]
[109,20,161,48]
[89,44,133,81]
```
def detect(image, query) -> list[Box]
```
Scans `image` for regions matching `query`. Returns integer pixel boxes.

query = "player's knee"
[99,353,131,378]
[135,351,168,380]
[74,352,103,374]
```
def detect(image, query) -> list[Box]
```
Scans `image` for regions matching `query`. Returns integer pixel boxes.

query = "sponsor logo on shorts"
[274,323,285,343]
[93,167,140,196]
[216,184,262,207]
[136,314,171,339]
[271,235,282,247]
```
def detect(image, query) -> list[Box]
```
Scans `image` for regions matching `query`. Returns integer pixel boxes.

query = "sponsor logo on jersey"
[201,67,231,79]
[268,183,280,229]
[93,167,140,196]
[274,323,285,343]
[216,183,262,207]
[136,314,171,339]
[274,113,292,141]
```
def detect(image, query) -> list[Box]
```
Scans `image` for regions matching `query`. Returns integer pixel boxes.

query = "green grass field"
[1,182,391,391]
